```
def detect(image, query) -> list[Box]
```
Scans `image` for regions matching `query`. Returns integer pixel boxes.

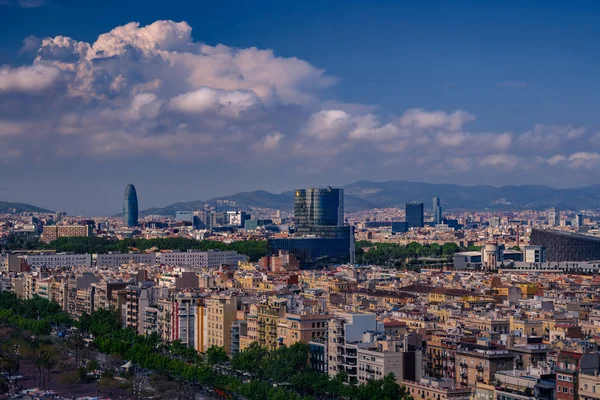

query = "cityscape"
[3,2,600,400]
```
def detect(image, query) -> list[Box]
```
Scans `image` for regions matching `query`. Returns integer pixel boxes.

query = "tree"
[231,342,269,375]
[205,346,228,365]
[442,242,460,257]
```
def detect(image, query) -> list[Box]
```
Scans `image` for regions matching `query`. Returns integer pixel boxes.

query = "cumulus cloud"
[518,124,586,152]
[0,64,59,92]
[169,87,259,116]
[398,108,475,132]
[19,35,41,55]
[3,19,600,184]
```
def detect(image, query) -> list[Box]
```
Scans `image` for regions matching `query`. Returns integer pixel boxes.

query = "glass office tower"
[406,202,424,229]
[433,197,442,225]
[268,187,354,268]
[123,184,139,227]
[294,187,344,233]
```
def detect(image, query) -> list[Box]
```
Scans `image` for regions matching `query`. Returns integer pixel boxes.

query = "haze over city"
[2,1,600,214]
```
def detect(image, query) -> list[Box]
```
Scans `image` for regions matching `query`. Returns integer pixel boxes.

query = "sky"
[2,0,600,215]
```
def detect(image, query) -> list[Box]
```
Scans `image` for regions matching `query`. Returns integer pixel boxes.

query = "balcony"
[476,365,484,371]
[460,361,467,367]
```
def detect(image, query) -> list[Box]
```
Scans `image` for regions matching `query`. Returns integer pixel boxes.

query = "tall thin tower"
[123,184,139,227]
[433,197,442,225]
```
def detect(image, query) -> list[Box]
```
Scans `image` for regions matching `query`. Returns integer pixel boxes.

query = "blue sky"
[1,0,600,214]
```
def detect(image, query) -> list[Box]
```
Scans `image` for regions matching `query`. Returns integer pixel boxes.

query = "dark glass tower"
[294,187,344,236]
[433,197,442,225]
[123,184,139,227]
[406,202,424,229]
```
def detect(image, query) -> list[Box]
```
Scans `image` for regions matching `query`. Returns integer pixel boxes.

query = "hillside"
[141,180,600,215]
[0,201,53,214]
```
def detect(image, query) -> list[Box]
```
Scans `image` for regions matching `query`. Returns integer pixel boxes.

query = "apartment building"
[402,377,472,400]
[276,312,330,347]
[158,250,246,269]
[327,312,384,383]
[205,295,239,354]
[41,225,93,243]
[230,320,247,356]
[455,338,514,387]
[92,281,128,312]
[556,351,600,400]
[25,253,92,269]
[257,297,287,351]
[579,372,600,400]
[356,334,422,385]
[157,293,202,348]
[96,252,157,268]
[426,333,458,380]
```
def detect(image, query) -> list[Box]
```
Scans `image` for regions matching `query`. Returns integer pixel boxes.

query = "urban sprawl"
[3,185,600,400]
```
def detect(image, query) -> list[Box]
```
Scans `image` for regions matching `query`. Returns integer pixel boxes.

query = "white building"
[158,250,246,269]
[26,253,92,269]
[95,252,157,268]
[328,312,384,382]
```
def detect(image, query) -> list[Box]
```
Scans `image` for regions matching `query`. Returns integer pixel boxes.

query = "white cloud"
[2,19,600,183]
[480,154,521,169]
[546,155,567,165]
[169,87,259,116]
[304,110,351,140]
[398,108,475,132]
[0,64,59,92]
[519,124,586,152]
[567,152,600,169]
[19,35,41,55]
[253,132,284,152]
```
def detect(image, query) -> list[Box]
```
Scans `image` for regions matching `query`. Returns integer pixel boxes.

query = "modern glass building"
[268,233,355,268]
[294,187,344,235]
[268,187,354,268]
[406,202,424,229]
[123,184,139,227]
[433,197,442,225]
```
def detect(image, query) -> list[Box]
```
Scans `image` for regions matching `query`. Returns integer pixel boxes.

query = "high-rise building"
[547,208,558,227]
[406,202,424,229]
[574,213,584,228]
[433,197,442,225]
[269,187,354,268]
[123,184,139,227]
[294,187,344,235]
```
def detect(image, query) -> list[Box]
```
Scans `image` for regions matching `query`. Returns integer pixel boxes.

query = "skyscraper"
[547,208,558,227]
[406,202,424,229]
[269,187,354,267]
[123,184,139,227]
[294,187,344,236]
[433,197,442,225]
[575,213,584,228]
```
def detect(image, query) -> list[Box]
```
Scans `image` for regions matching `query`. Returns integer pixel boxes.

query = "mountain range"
[0,201,53,214]
[140,180,600,216]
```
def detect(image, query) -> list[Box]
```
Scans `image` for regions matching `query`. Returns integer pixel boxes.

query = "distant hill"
[0,201,53,214]
[141,180,600,216]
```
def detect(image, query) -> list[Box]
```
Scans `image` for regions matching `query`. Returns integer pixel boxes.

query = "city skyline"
[3,1,600,215]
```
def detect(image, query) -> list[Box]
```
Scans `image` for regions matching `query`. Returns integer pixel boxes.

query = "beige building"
[277,313,330,347]
[579,372,600,400]
[455,340,514,387]
[257,297,287,351]
[205,295,239,354]
[403,377,471,400]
